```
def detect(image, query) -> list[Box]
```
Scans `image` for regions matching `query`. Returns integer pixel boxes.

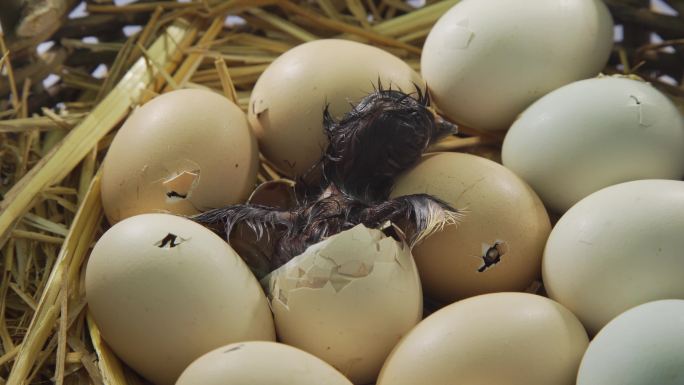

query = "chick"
[193,84,461,271]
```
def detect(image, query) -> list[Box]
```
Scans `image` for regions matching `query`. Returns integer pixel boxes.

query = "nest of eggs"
[0,0,683,384]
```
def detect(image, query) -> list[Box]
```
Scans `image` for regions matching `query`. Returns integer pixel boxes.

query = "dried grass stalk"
[0,1,682,384]
[0,20,194,251]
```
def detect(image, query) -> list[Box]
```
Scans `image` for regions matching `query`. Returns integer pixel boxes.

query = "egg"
[543,180,684,335]
[102,88,258,224]
[249,39,423,177]
[175,341,353,385]
[577,300,684,385]
[390,153,551,304]
[85,213,275,385]
[377,293,589,385]
[421,0,613,131]
[263,224,422,385]
[502,76,684,213]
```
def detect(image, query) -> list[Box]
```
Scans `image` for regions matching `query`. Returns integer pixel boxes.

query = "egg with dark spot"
[391,152,551,304]
[102,89,258,224]
[85,213,275,385]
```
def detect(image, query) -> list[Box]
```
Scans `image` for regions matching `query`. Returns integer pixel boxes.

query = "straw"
[0,1,682,383]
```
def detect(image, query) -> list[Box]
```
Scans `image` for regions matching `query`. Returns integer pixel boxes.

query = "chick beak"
[434,113,460,136]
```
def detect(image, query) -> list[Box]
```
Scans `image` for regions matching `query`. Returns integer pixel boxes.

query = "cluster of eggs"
[87,0,684,384]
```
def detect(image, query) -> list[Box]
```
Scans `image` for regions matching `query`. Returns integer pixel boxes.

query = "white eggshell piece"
[503,76,684,213]
[377,293,589,385]
[86,214,275,385]
[175,341,353,385]
[543,180,684,334]
[421,0,613,130]
[577,300,684,385]
[264,224,422,385]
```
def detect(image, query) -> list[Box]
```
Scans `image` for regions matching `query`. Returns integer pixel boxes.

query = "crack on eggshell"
[628,94,655,127]
[252,99,269,118]
[452,18,474,49]
[264,224,411,306]
[163,169,200,203]
[155,233,189,248]
[477,240,508,272]
[223,344,244,354]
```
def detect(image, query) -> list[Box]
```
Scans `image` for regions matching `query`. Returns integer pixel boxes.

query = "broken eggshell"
[175,341,353,385]
[390,152,551,304]
[262,224,422,385]
[85,213,275,385]
[247,178,297,208]
[502,76,684,213]
[249,39,424,177]
[101,88,259,224]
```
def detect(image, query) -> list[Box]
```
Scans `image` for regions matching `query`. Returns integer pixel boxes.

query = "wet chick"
[193,84,461,271]
[321,83,457,202]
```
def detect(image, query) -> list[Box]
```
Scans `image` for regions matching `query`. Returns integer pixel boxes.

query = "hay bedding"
[0,0,682,383]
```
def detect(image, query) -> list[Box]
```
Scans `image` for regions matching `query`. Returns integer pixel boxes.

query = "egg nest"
[0,1,683,384]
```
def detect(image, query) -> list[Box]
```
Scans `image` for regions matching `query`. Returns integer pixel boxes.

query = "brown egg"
[377,293,589,385]
[390,152,550,304]
[249,39,423,177]
[102,88,258,224]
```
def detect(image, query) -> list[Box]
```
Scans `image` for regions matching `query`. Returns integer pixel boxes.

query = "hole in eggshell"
[477,241,508,272]
[163,170,200,203]
[155,233,187,248]
[166,190,187,199]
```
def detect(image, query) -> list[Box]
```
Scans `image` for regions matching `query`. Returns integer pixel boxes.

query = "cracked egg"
[390,152,551,304]
[85,213,275,385]
[503,76,684,213]
[102,88,258,224]
[262,224,422,385]
[248,39,423,177]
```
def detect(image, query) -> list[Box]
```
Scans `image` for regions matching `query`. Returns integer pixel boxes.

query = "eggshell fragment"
[543,180,684,334]
[263,224,422,385]
[175,342,353,385]
[102,88,258,224]
[391,153,551,303]
[249,39,423,177]
[86,214,275,385]
[577,300,684,385]
[377,293,589,385]
[421,0,613,130]
[230,179,297,279]
[503,76,684,213]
